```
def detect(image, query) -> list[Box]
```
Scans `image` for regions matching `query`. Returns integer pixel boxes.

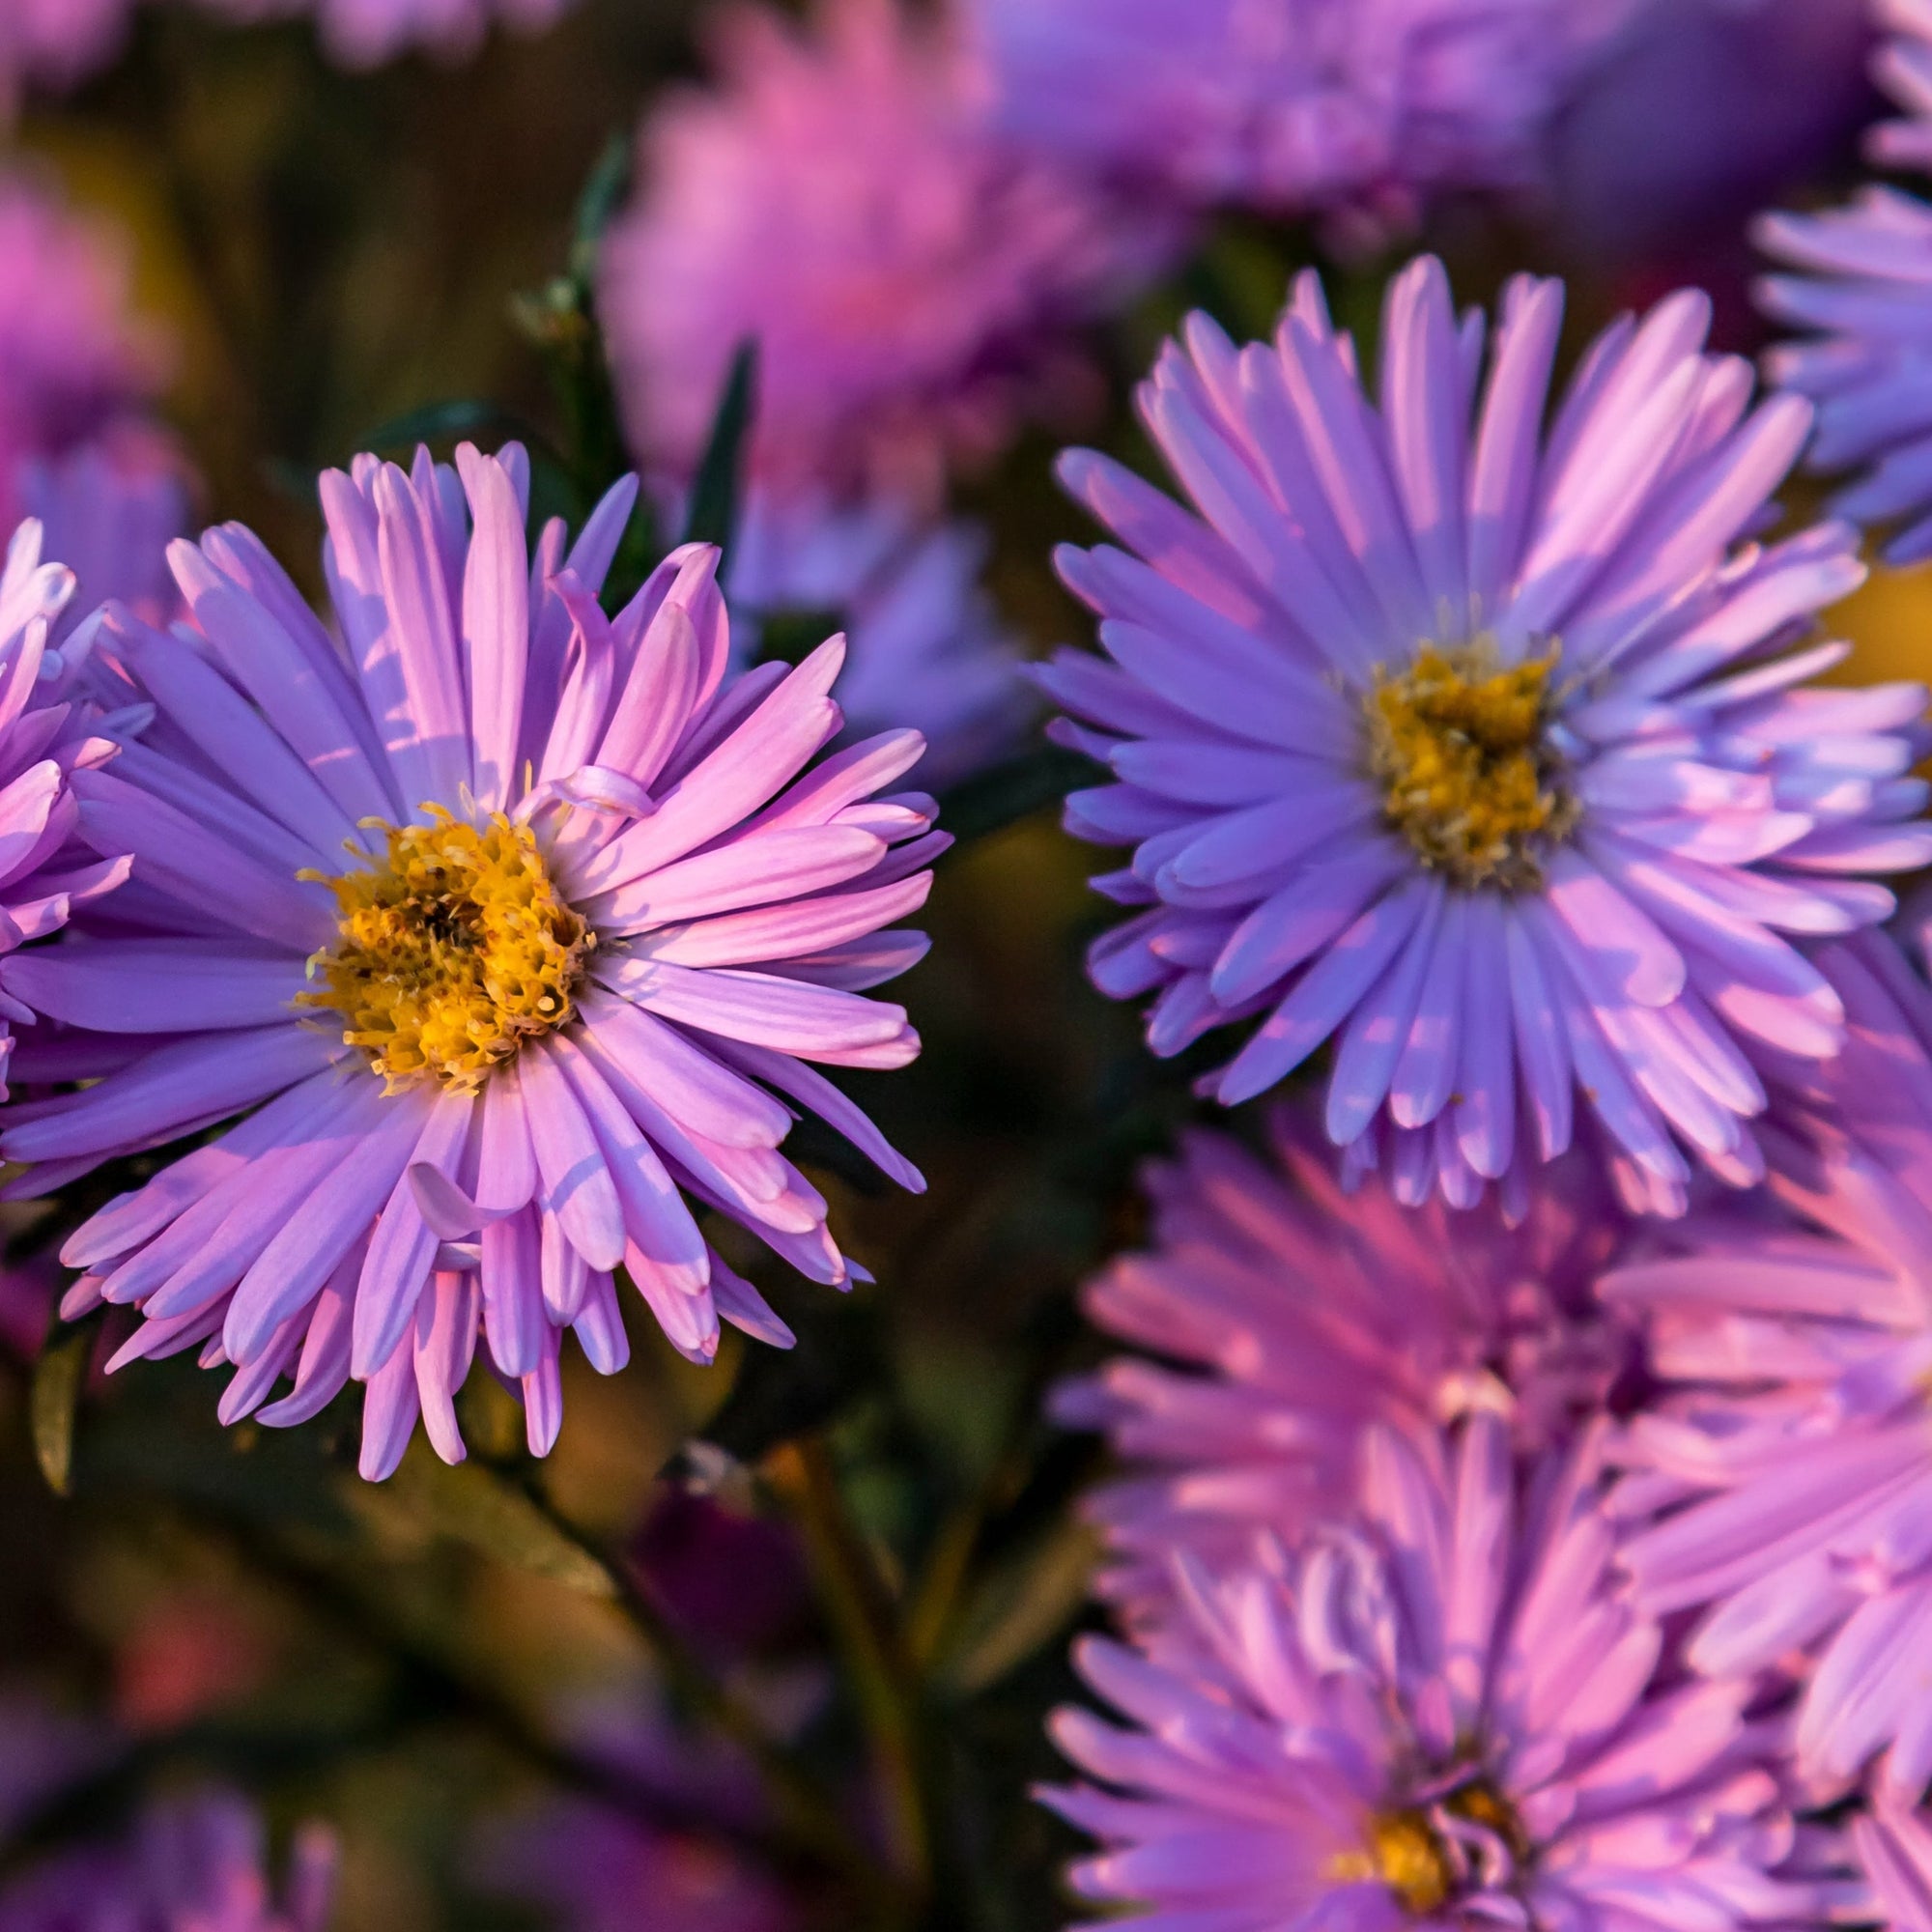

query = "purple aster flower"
[601,0,1172,508]
[722,489,1028,789]
[0,442,936,1481]
[1754,0,1932,562]
[198,0,576,67]
[966,0,1635,236]
[1057,1104,1644,1609]
[0,517,138,1098]
[0,1790,336,1932]
[1857,1797,1932,1929]
[1042,254,1932,1214]
[1043,1412,1850,1932]
[1608,926,1932,1804]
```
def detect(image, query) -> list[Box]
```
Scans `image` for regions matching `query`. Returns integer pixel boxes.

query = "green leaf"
[752,607,846,670]
[358,397,552,458]
[681,341,758,557]
[569,130,634,290]
[369,1454,617,1600]
[937,1518,1098,1695]
[935,743,1102,844]
[29,1325,90,1498]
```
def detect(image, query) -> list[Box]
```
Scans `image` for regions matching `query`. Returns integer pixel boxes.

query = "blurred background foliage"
[0,1,1925,1928]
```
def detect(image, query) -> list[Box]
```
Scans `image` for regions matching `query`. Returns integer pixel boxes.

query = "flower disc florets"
[301,810,592,1093]
[1366,642,1573,891]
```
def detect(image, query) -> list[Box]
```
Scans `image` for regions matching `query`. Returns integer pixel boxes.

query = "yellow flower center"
[1366,642,1575,891]
[1329,1779,1531,1918]
[298,810,592,1093]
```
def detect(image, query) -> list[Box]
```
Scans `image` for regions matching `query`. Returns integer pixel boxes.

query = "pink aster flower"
[1857,1798,1932,1930]
[966,0,1636,234]
[0,1791,336,1932]
[1754,0,1932,562]
[0,177,170,531]
[1043,1413,1849,1932]
[1,442,937,1481]
[601,0,1171,507]
[723,490,1027,789]
[0,0,136,110]
[0,517,137,1098]
[1042,253,1932,1214]
[1608,927,1932,1804]
[1057,1105,1644,1608]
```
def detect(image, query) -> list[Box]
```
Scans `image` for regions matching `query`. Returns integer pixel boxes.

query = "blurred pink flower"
[0,0,137,113]
[603,0,1171,508]
[199,0,575,68]
[0,176,171,532]
[1058,1105,1646,1608]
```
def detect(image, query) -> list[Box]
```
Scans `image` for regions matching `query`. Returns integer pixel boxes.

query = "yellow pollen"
[1367,1810,1454,1917]
[1366,642,1575,891]
[298,809,592,1093]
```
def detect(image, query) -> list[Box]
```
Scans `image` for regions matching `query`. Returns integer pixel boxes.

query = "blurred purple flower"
[0,1791,336,1932]
[1755,0,1932,562]
[199,0,575,69]
[966,0,1634,236]
[1858,1797,1932,1930]
[601,0,1171,509]
[0,518,137,1099]
[1042,254,1932,1214]
[480,1796,794,1932]
[1,442,936,1480]
[21,440,189,642]
[1552,0,1873,267]
[723,490,1028,789]
[0,0,137,111]
[0,176,170,532]
[633,1489,811,1662]
[1057,1105,1643,1608]
[1043,1413,1850,1932]
[1610,927,1932,1804]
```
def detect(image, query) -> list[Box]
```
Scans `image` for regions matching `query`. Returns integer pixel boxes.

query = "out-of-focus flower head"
[198,0,576,69]
[967,0,1636,240]
[1552,0,1874,266]
[1042,1413,1852,1932]
[0,442,938,1481]
[20,440,189,642]
[1858,1797,1932,1930]
[0,519,138,1099]
[0,0,137,115]
[1042,253,1932,1215]
[722,489,1028,789]
[0,1790,336,1932]
[602,0,1172,509]
[633,1488,812,1662]
[1610,926,1932,1804]
[0,175,171,532]
[1057,1105,1646,1607]
[1755,0,1932,562]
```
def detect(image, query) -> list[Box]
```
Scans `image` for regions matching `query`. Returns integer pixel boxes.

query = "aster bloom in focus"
[199,0,577,69]
[968,0,1634,236]
[2,443,936,1480]
[0,176,171,531]
[1043,1413,1848,1932]
[1608,927,1932,1802]
[0,1791,336,1932]
[1754,0,1932,562]
[724,490,1027,788]
[1056,1105,1643,1607]
[601,0,1170,507]
[0,519,135,1098]
[1043,254,1932,1213]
